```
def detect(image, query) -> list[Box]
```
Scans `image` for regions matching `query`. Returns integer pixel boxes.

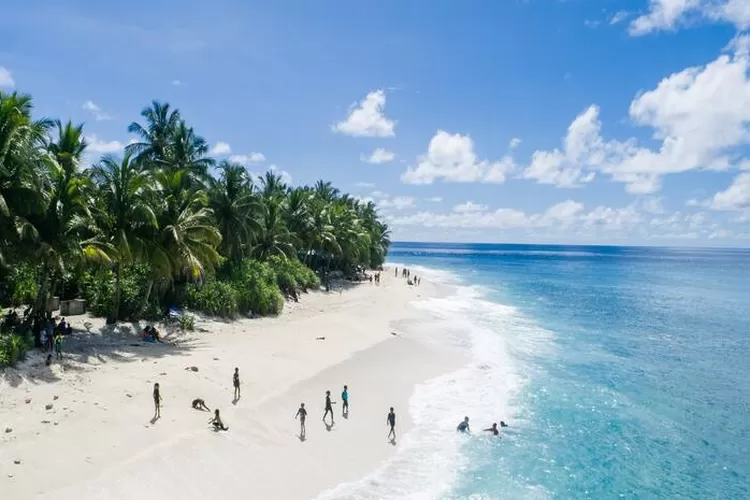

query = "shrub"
[185,280,239,318]
[2,263,39,307]
[179,312,196,331]
[79,265,150,320]
[0,329,33,368]
[231,259,284,316]
[267,255,320,292]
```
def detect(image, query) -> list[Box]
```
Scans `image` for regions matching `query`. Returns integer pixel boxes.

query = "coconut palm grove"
[0,91,391,366]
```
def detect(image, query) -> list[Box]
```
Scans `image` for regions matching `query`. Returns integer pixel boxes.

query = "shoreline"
[0,270,462,500]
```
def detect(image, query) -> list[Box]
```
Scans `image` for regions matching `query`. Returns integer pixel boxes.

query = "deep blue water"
[383,243,750,499]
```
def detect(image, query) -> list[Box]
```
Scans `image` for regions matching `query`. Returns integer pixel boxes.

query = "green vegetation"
[0,92,391,364]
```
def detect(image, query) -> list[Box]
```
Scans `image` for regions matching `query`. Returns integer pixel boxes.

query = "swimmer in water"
[484,423,499,436]
[456,416,470,433]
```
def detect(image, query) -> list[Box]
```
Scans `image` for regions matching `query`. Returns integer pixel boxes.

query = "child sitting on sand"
[209,409,229,431]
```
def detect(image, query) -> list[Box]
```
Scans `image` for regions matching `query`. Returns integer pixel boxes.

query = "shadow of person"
[298,433,306,442]
[324,421,333,432]
[232,397,238,406]
[150,415,160,425]
[389,438,397,446]
[342,410,349,420]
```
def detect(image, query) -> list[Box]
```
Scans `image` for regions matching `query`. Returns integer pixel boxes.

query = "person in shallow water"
[484,423,499,436]
[457,416,471,433]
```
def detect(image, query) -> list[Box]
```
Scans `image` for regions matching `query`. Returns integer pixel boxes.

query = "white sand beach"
[0,271,459,500]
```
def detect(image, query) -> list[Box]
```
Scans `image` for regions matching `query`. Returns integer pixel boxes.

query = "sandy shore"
[0,271,458,500]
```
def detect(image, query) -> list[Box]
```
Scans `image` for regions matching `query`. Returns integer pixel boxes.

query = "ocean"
[318,242,750,500]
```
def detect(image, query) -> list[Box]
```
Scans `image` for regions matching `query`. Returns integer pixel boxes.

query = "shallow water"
[318,243,750,500]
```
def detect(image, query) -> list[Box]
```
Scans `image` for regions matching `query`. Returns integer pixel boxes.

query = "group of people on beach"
[151,367,242,432]
[293,385,398,443]
[394,267,421,286]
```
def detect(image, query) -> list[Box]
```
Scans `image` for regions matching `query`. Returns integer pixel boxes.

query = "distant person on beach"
[387,407,396,440]
[395,267,398,277]
[153,383,162,418]
[457,416,471,433]
[341,385,349,415]
[295,403,307,437]
[45,354,53,366]
[54,332,63,360]
[192,398,210,411]
[209,409,229,431]
[484,423,499,436]
[323,390,335,424]
[233,367,241,400]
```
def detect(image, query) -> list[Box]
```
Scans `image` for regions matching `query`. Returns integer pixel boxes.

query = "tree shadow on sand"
[1,321,200,388]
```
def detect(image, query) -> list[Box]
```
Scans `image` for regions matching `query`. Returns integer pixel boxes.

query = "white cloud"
[426,196,443,202]
[509,138,521,150]
[229,152,265,165]
[401,130,516,184]
[380,196,415,210]
[355,181,375,188]
[522,43,750,194]
[610,10,630,24]
[361,148,395,164]
[268,164,292,185]
[0,66,14,87]
[82,100,112,121]
[641,197,665,214]
[86,135,124,154]
[629,0,750,35]
[453,201,488,213]
[332,90,396,137]
[210,141,232,155]
[709,173,750,211]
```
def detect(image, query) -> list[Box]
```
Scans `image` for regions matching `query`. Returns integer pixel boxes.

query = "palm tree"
[252,197,295,259]
[259,171,287,201]
[0,91,51,265]
[313,180,339,202]
[126,100,181,165]
[89,151,158,322]
[28,120,108,315]
[167,120,213,183]
[209,161,260,264]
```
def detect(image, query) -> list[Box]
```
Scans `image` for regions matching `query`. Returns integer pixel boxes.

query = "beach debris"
[125,393,132,398]
[14,459,21,465]
[53,395,59,400]
[186,366,199,372]
[45,404,53,410]
[54,422,59,426]
[160,372,167,376]
[25,398,31,404]
[5,427,12,433]
[316,337,326,341]
[41,420,51,424]
[391,331,398,336]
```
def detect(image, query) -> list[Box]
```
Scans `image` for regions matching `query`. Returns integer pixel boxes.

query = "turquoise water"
[320,243,750,500]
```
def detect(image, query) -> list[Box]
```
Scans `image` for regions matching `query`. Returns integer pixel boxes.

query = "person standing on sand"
[387,407,396,441]
[341,385,349,416]
[295,403,307,437]
[54,331,63,360]
[322,390,335,424]
[233,367,241,400]
[153,383,162,418]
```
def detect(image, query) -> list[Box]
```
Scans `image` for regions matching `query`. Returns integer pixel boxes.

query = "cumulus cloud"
[426,196,443,202]
[229,152,265,165]
[401,130,516,184]
[210,141,232,155]
[0,66,14,87]
[509,138,521,150]
[522,43,750,194]
[629,0,750,35]
[361,148,395,164]
[610,10,630,24]
[86,135,124,154]
[82,100,112,121]
[356,181,375,188]
[709,173,750,211]
[333,90,396,137]
[453,201,488,213]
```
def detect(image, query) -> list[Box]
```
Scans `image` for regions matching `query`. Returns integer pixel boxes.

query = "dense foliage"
[0,92,390,342]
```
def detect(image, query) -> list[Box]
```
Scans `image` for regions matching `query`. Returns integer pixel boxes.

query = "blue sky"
[2,0,750,245]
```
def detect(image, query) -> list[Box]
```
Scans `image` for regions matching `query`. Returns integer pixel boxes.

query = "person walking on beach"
[295,402,308,438]
[233,367,241,401]
[153,383,162,419]
[457,416,471,433]
[322,390,335,424]
[209,409,229,431]
[341,385,349,416]
[54,331,63,360]
[387,407,397,441]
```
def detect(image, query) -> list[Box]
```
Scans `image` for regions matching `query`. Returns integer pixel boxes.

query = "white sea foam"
[315,265,550,500]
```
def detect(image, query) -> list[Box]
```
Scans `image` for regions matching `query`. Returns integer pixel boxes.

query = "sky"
[2,0,750,246]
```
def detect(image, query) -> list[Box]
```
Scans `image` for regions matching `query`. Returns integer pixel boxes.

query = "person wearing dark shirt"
[387,407,396,441]
[456,416,470,433]
[295,403,308,438]
[323,390,335,424]
[153,383,162,419]
[233,367,241,400]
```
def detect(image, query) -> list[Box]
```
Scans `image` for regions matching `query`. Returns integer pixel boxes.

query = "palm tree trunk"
[32,264,51,317]
[109,263,121,324]
[138,278,154,318]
